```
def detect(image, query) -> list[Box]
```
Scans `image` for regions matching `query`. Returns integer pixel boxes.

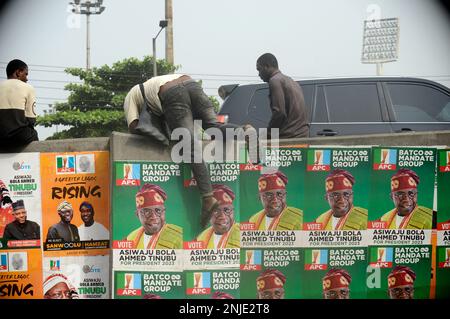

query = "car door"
[383,81,450,133]
[247,84,314,130]
[310,82,392,136]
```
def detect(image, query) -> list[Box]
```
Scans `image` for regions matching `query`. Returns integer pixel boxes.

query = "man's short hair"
[257,53,278,68]
[6,59,28,77]
[79,201,94,214]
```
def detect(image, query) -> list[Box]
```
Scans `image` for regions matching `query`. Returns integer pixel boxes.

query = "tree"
[37,56,178,139]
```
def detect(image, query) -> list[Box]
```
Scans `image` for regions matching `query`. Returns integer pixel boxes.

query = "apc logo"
[0,253,8,271]
[369,247,393,268]
[186,272,211,295]
[117,273,142,296]
[240,250,262,271]
[56,155,76,174]
[305,249,328,270]
[373,149,397,170]
[115,163,141,186]
[307,150,331,171]
[439,150,450,172]
[49,259,60,271]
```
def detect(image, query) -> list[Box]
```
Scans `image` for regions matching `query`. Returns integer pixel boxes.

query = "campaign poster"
[113,271,184,299]
[0,153,43,299]
[301,247,367,299]
[0,248,43,299]
[183,162,240,269]
[185,269,240,299]
[112,161,184,272]
[43,254,109,299]
[368,147,435,230]
[40,152,110,254]
[436,149,450,299]
[366,245,432,299]
[240,248,302,299]
[0,153,42,249]
[240,147,306,249]
[366,147,435,298]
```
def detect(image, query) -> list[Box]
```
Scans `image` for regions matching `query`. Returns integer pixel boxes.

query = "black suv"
[217,77,450,136]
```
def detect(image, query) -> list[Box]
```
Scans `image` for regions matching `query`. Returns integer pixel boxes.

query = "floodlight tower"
[69,0,106,70]
[361,18,400,75]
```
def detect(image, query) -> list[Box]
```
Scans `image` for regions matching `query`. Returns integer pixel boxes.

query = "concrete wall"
[1,130,449,156]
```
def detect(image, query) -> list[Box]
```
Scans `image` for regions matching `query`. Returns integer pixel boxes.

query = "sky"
[0,0,449,140]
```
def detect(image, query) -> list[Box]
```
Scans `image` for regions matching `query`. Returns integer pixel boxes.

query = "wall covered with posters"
[0,151,110,299]
[1,144,449,299]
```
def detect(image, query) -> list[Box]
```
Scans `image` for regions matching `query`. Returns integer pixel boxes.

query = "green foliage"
[37,56,179,139]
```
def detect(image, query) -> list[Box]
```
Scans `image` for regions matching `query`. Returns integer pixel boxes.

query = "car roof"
[228,77,449,92]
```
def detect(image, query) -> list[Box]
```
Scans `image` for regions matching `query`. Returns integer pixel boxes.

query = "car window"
[248,88,271,121]
[387,83,450,122]
[300,84,314,121]
[324,83,382,122]
[313,86,328,122]
[249,84,314,122]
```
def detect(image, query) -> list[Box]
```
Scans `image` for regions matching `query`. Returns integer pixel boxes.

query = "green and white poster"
[367,147,436,299]
[185,269,239,299]
[368,147,435,229]
[240,248,302,299]
[366,245,432,299]
[240,147,306,248]
[436,149,450,299]
[112,161,185,298]
[113,271,184,299]
[183,162,240,269]
[301,247,367,299]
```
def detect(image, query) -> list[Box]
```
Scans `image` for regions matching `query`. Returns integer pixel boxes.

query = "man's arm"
[3,224,13,240]
[25,84,37,127]
[268,78,287,129]
[128,119,139,134]
[46,226,58,240]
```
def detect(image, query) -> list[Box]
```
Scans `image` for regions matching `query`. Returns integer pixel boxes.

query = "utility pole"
[69,0,105,70]
[153,20,168,77]
[165,0,174,67]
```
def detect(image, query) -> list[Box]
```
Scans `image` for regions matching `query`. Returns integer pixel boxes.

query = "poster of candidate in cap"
[40,151,110,254]
[43,255,109,299]
[240,146,306,249]
[300,248,368,298]
[183,162,240,270]
[366,147,435,299]
[366,246,431,299]
[112,161,184,272]
[302,147,371,233]
[240,247,303,299]
[368,147,436,230]
[0,153,42,248]
[436,149,450,299]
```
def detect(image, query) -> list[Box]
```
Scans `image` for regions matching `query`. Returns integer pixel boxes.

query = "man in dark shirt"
[3,200,40,240]
[46,200,80,242]
[256,53,309,138]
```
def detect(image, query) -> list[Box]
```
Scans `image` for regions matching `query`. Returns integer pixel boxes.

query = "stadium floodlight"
[361,18,399,75]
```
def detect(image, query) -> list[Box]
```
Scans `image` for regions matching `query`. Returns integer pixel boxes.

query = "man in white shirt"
[77,201,109,241]
[123,74,251,228]
[0,59,38,146]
